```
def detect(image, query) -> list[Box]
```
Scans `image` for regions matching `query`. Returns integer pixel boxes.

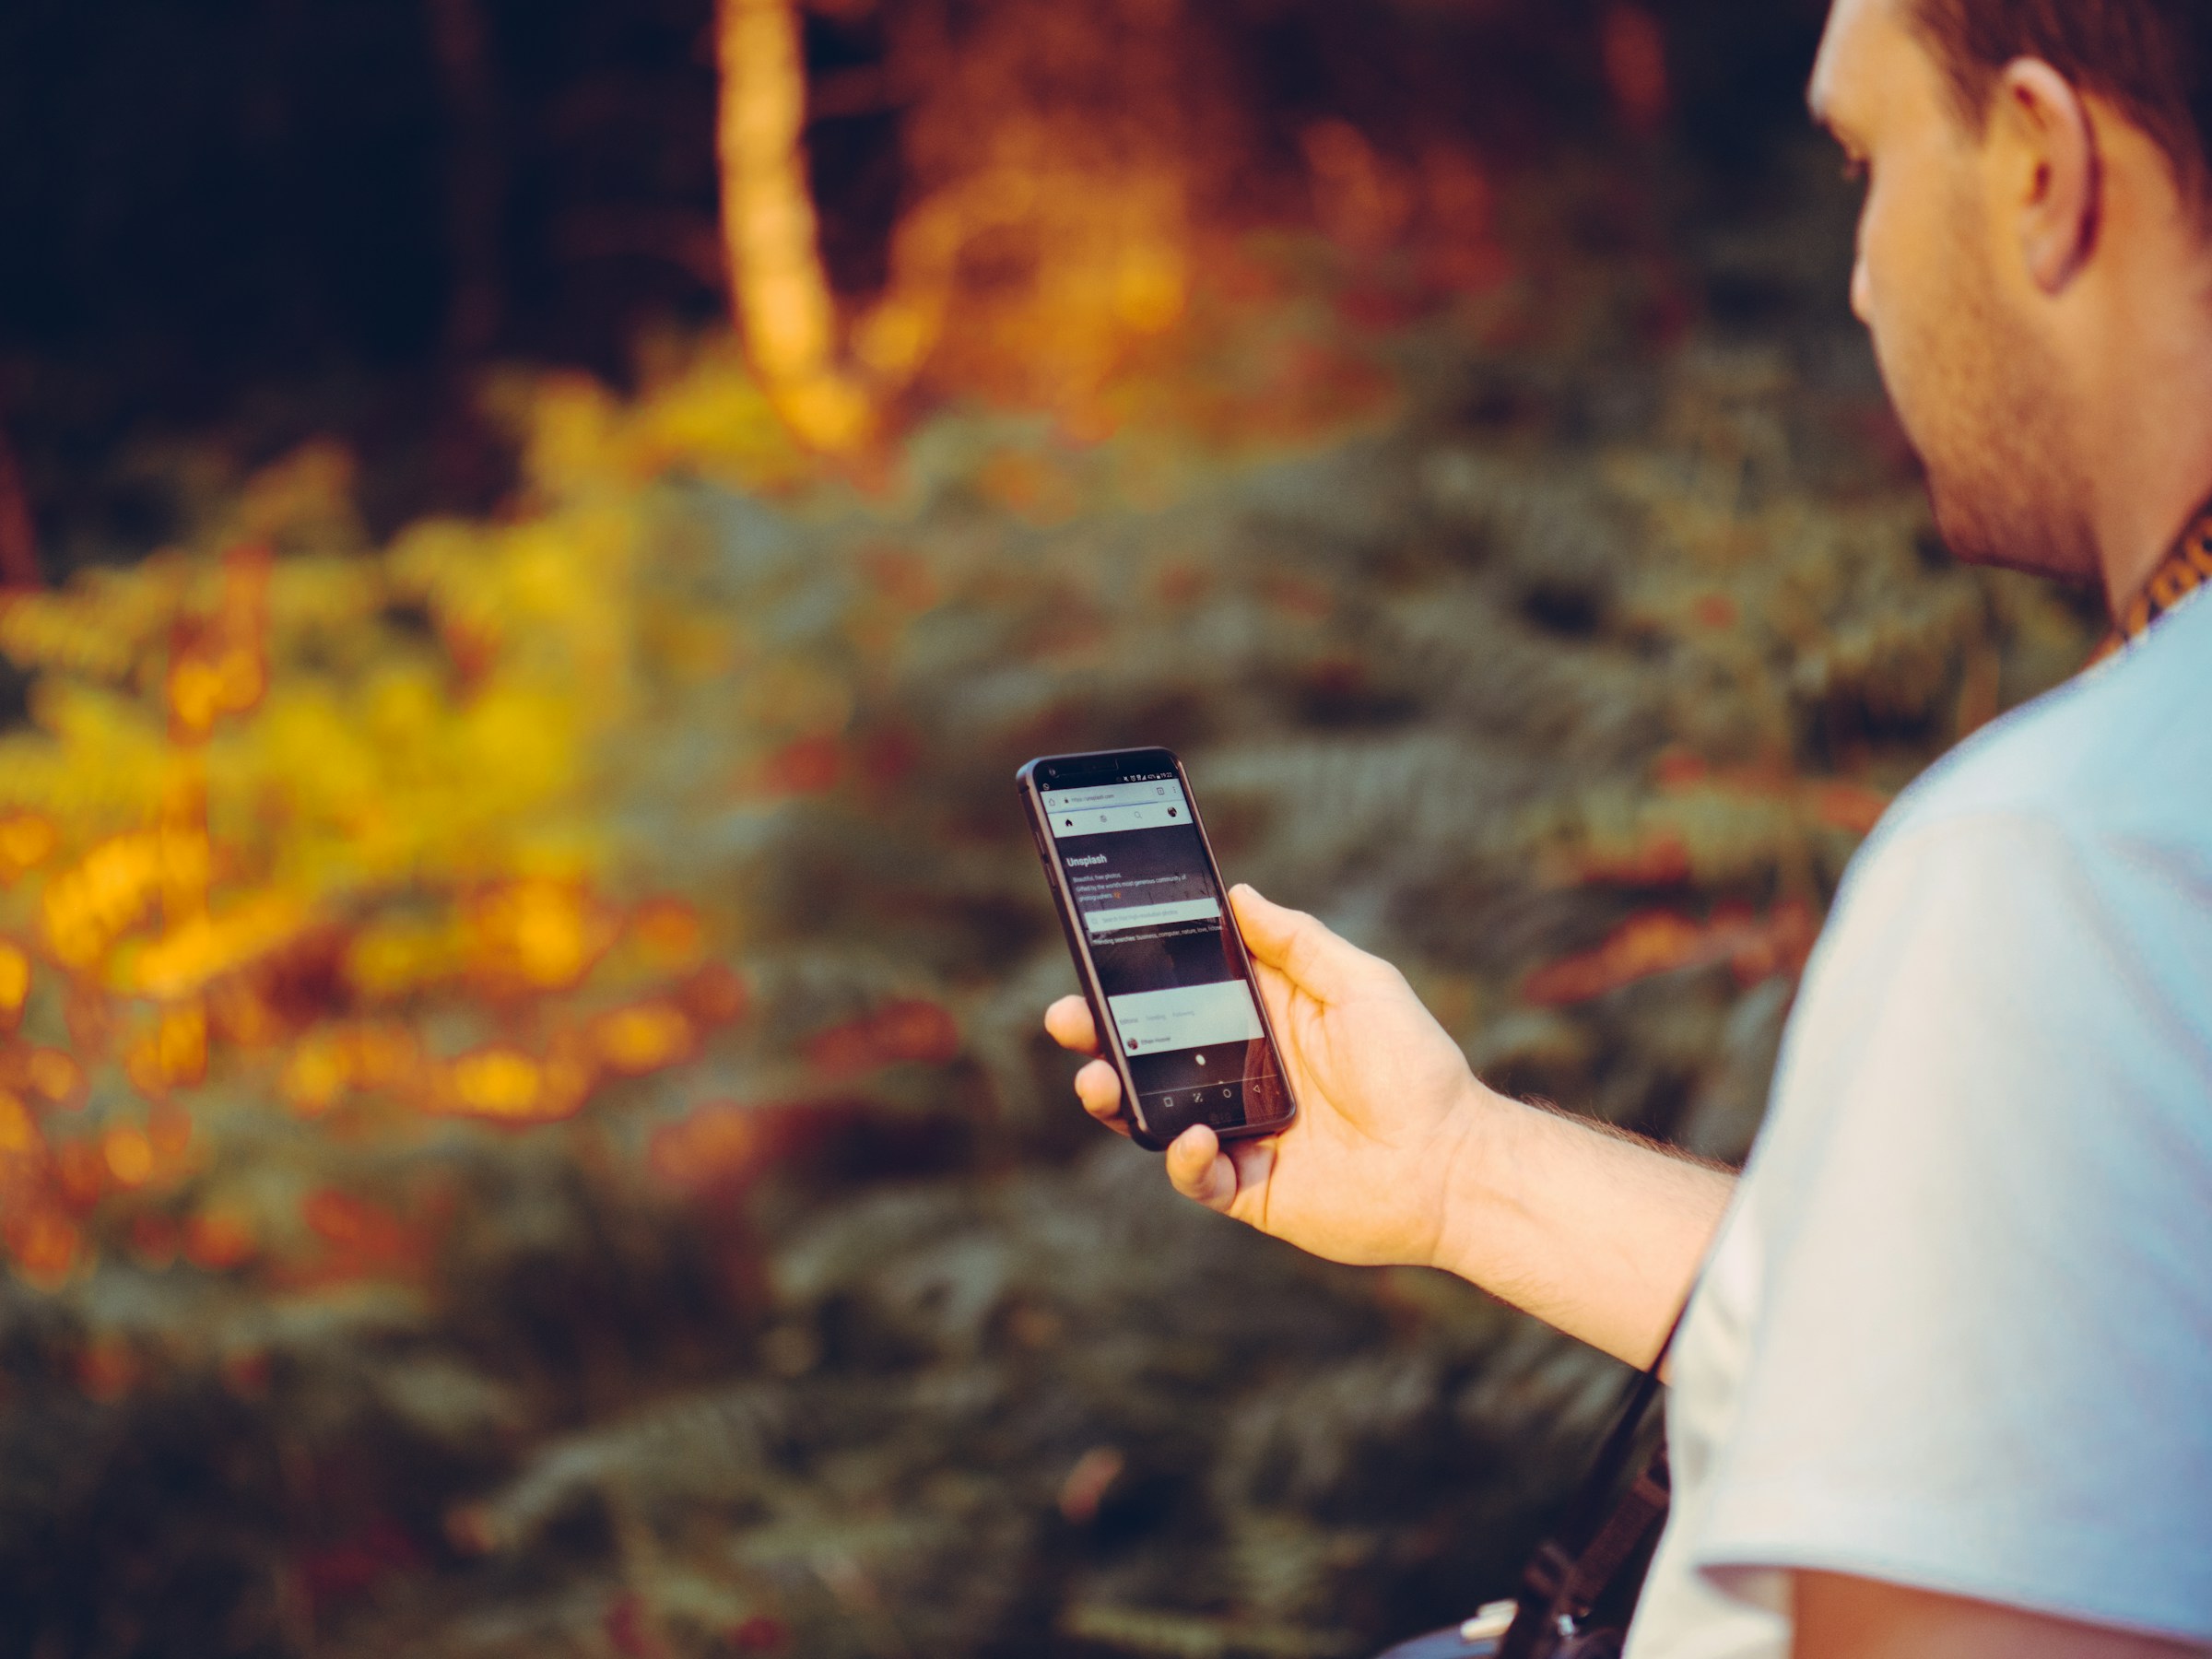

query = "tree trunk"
[426,0,505,358]
[715,0,875,453]
[0,418,40,590]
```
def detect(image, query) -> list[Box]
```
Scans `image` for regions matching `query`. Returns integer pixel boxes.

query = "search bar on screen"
[1082,896,1222,935]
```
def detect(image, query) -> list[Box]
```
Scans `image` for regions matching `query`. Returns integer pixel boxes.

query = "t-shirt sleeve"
[1689,811,2212,1642]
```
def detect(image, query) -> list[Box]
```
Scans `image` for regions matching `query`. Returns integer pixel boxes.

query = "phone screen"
[1038,765,1290,1139]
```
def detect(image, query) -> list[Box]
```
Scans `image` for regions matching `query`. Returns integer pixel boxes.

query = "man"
[1045,1,2212,1654]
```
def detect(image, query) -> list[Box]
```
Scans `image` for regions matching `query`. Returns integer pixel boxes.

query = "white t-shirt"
[1627,590,2212,1657]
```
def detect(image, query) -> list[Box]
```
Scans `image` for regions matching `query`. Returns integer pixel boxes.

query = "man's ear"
[1993,58,2100,293]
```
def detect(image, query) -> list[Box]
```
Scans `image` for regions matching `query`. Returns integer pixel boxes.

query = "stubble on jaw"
[1893,175,2100,582]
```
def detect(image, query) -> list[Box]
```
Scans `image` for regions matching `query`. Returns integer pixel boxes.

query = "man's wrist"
[1419,1080,1732,1365]
[1422,1073,1527,1281]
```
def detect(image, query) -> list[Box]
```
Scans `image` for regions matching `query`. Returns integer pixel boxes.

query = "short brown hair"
[1908,0,2212,198]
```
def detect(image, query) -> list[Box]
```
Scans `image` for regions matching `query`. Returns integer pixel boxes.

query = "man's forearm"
[1432,1086,1736,1368]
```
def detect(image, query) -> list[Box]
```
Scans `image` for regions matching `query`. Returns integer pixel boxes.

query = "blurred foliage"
[0,147,2096,1659]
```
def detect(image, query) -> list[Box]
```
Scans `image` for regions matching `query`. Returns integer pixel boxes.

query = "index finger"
[1044,994,1101,1055]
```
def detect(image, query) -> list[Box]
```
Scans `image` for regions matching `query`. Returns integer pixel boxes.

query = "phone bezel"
[1017,747,1299,1151]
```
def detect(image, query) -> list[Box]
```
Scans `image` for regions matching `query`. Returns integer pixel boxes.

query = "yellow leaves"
[231,672,586,890]
[226,441,365,556]
[493,347,807,502]
[0,559,189,683]
[344,918,466,1003]
[0,358,794,1296]
[115,892,311,1002]
[627,347,815,489]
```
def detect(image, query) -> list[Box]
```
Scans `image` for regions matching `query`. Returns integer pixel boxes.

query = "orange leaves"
[761,734,843,797]
[75,1335,140,1401]
[182,1208,258,1271]
[649,1100,762,1194]
[295,1518,426,1611]
[119,893,311,1003]
[629,899,705,969]
[166,544,271,742]
[125,1003,209,1096]
[1524,900,1817,1006]
[974,450,1082,525]
[1568,830,1693,888]
[1562,752,1896,894]
[1600,4,1671,134]
[166,648,266,741]
[1652,749,1893,836]
[0,1091,39,1160]
[6,1207,80,1288]
[282,971,743,1126]
[101,1126,156,1189]
[441,1044,593,1124]
[293,1188,434,1286]
[591,1001,696,1077]
[0,939,29,1030]
[463,879,618,997]
[283,1022,425,1117]
[0,813,55,883]
[40,828,213,971]
[342,880,631,1004]
[806,998,960,1078]
[20,1047,83,1109]
[1797,781,1892,838]
[436,991,712,1125]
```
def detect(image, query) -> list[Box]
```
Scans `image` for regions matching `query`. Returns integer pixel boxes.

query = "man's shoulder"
[1876,592,2212,857]
[1790,594,2212,1071]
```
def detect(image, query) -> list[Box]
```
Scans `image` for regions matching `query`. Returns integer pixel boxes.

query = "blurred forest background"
[0,2,2100,1656]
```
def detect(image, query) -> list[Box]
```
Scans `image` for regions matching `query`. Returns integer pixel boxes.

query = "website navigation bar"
[1041,779,1194,839]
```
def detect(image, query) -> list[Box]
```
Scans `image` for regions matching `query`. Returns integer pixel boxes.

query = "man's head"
[1810,0,2212,590]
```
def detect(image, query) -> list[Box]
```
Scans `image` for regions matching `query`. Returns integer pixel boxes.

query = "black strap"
[1498,1301,1688,1659]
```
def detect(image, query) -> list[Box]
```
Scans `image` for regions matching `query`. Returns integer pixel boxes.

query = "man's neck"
[2100,500,2206,618]
[2075,278,2212,618]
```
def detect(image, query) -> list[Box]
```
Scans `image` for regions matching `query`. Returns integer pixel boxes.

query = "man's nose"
[1850,252,1874,325]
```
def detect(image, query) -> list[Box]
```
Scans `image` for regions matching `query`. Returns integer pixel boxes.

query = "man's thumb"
[1230,885,1362,992]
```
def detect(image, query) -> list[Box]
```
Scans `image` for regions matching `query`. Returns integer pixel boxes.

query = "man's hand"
[1043,885,1491,1273]
[1044,885,1736,1369]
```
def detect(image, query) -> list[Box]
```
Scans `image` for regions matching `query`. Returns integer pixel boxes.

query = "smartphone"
[1018,747,1298,1152]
